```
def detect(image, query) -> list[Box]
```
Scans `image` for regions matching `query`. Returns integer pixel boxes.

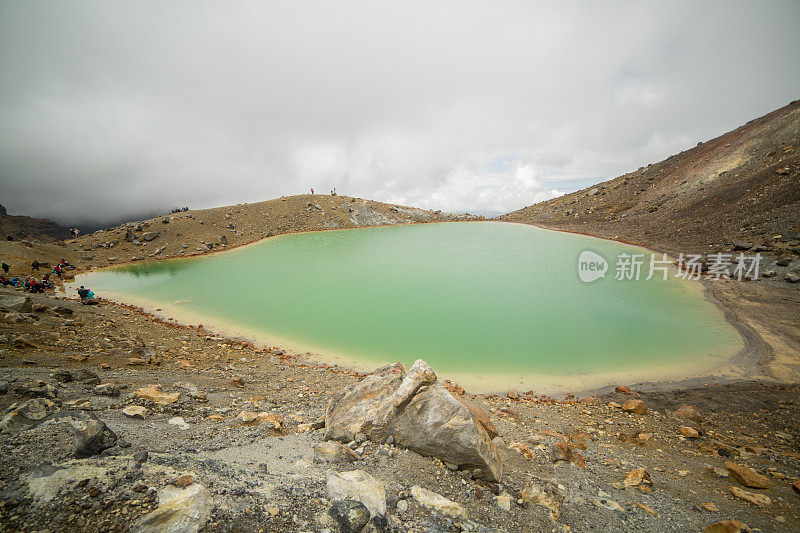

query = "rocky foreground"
[1,287,799,532]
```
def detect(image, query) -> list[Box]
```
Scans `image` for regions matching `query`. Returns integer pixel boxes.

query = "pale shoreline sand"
[64,221,778,396]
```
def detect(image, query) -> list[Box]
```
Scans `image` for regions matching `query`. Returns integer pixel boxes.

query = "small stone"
[623,468,652,487]
[675,405,702,422]
[708,466,729,478]
[173,475,194,488]
[703,519,752,533]
[680,426,700,438]
[608,401,621,408]
[93,383,120,397]
[724,461,772,489]
[134,450,149,463]
[593,492,623,512]
[236,411,282,430]
[495,491,512,511]
[701,502,719,512]
[507,388,520,399]
[122,406,148,419]
[133,483,212,532]
[326,470,386,516]
[314,441,359,463]
[54,370,73,383]
[134,385,179,405]
[729,486,770,506]
[550,442,585,468]
[410,485,467,519]
[615,386,631,394]
[168,417,190,430]
[622,399,647,415]
[327,500,370,533]
[72,416,118,458]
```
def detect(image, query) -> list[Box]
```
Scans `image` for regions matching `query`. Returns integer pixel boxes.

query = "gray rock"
[93,383,120,397]
[54,370,73,383]
[785,270,800,283]
[314,441,359,463]
[410,485,468,519]
[74,369,99,383]
[325,359,502,481]
[15,380,57,398]
[133,482,213,533]
[141,232,159,242]
[3,312,34,324]
[326,470,386,516]
[327,500,371,533]
[38,411,117,457]
[51,305,73,315]
[733,241,753,251]
[0,291,32,313]
[0,398,59,433]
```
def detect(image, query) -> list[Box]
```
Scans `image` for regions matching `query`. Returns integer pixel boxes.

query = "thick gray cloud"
[1,1,799,224]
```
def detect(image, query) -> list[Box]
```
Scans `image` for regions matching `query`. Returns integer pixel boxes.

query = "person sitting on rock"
[1,260,9,274]
[30,260,40,271]
[77,285,89,300]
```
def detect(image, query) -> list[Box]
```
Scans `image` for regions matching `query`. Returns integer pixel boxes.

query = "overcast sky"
[1,1,799,226]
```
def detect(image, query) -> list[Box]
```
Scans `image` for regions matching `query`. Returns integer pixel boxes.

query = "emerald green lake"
[74,222,745,391]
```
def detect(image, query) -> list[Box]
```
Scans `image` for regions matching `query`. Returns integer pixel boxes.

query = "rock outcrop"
[324,359,502,481]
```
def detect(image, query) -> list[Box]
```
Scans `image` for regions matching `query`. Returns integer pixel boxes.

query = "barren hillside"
[501,101,800,260]
[0,204,70,243]
[0,195,479,276]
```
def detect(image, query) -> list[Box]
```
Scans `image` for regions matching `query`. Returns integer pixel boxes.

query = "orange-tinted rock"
[702,519,751,533]
[173,475,194,488]
[680,426,700,438]
[675,405,702,422]
[729,486,770,506]
[551,442,585,468]
[623,467,652,487]
[622,399,648,415]
[723,461,772,489]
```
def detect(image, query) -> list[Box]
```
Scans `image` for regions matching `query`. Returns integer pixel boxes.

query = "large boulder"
[325,359,502,481]
[0,290,32,313]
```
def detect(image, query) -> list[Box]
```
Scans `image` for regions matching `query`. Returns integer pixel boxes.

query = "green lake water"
[74,222,745,390]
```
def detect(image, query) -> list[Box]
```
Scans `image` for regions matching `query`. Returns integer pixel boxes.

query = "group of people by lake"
[0,257,93,301]
[1,259,54,293]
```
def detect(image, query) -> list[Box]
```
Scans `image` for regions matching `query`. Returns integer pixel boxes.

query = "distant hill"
[500,101,800,257]
[0,204,70,242]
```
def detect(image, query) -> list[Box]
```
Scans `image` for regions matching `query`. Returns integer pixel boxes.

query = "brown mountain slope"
[0,204,70,242]
[0,194,479,276]
[500,100,800,258]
